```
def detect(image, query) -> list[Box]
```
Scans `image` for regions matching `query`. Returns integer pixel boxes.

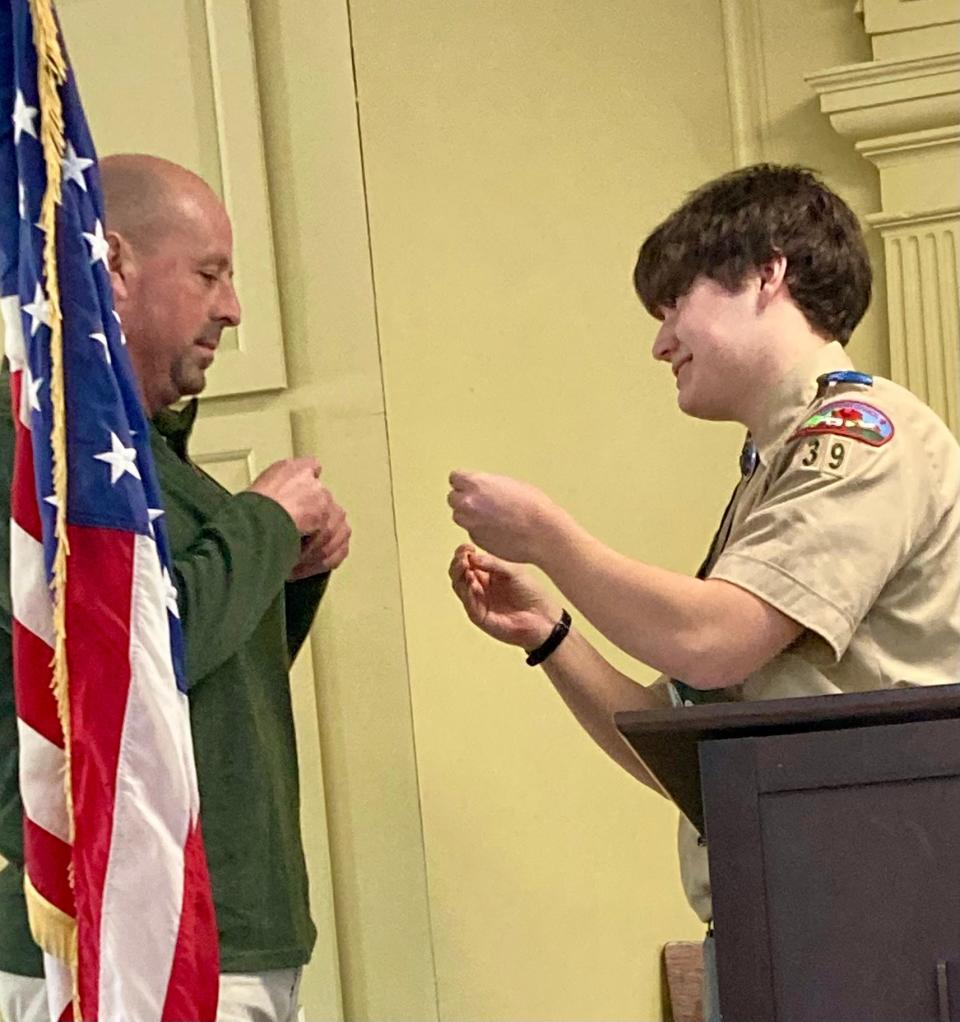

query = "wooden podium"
[616,684,960,1022]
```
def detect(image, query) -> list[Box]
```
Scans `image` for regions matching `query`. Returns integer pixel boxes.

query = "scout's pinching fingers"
[447,470,563,565]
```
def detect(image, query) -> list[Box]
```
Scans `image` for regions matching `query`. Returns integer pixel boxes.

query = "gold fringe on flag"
[24,872,77,963]
[26,0,80,1015]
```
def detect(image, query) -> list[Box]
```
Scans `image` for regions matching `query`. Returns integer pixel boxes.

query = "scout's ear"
[756,252,788,308]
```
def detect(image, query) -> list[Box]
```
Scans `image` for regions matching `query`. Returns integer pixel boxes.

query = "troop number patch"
[789,400,894,447]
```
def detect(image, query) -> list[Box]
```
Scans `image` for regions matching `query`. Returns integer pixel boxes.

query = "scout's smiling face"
[651,273,771,424]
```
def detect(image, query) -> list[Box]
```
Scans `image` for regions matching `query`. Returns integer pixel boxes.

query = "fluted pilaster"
[875,209,959,432]
[807,1,960,438]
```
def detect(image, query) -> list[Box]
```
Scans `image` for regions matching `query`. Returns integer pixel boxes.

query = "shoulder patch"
[789,400,894,447]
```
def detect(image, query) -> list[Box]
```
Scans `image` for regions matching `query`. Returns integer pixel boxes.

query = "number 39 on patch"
[795,436,850,477]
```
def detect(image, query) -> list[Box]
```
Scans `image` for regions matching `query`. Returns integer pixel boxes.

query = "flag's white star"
[111,310,128,345]
[146,507,164,537]
[12,90,38,144]
[93,431,141,485]
[27,372,43,413]
[83,219,109,267]
[62,141,94,192]
[22,282,51,336]
[18,181,26,220]
[162,567,180,618]
[43,494,60,509]
[90,331,110,365]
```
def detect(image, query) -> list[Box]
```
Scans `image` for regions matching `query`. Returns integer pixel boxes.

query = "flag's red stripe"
[7,371,21,431]
[161,820,220,1022]
[9,375,75,934]
[22,816,75,918]
[66,524,135,1020]
[11,621,63,748]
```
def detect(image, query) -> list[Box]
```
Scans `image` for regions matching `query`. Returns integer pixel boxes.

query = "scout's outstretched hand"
[447,470,565,565]
[448,543,560,650]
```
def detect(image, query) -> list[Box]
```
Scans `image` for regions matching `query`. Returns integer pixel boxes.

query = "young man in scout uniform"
[446,163,960,1019]
[0,155,350,1022]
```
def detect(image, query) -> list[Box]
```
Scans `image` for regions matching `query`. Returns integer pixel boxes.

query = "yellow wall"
[334,1,887,1019]
[348,2,734,1019]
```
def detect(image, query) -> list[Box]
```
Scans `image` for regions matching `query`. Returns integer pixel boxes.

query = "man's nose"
[216,279,241,328]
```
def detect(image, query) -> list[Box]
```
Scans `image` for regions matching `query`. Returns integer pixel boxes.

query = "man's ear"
[106,231,133,303]
[757,252,788,307]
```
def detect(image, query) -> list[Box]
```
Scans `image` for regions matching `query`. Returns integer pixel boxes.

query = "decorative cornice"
[863,0,960,36]
[806,49,959,92]
[866,204,960,228]
[856,123,960,159]
[806,49,959,142]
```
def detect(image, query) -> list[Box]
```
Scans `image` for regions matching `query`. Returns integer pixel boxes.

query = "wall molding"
[857,123,959,160]
[719,0,769,167]
[56,0,289,401]
[867,203,960,228]
[805,50,960,142]
[863,0,960,35]
[882,220,959,434]
[201,0,287,398]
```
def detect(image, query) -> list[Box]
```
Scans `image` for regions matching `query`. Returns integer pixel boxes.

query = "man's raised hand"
[248,457,334,536]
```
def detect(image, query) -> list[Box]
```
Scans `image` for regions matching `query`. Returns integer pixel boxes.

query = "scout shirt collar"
[152,398,199,461]
[751,341,854,466]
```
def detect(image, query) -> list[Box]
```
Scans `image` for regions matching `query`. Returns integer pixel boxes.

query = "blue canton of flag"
[1,1,186,687]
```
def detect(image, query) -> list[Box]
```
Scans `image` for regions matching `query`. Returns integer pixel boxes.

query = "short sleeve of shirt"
[709,419,936,659]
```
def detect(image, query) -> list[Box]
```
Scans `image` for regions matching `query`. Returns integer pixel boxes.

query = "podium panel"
[702,716,960,1022]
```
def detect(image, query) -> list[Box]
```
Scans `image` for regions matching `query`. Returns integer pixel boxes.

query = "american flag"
[1,2,218,1019]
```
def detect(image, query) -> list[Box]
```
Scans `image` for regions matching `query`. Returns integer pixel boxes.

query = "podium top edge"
[614,680,960,740]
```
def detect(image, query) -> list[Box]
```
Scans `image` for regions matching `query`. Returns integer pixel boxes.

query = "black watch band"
[525,609,572,666]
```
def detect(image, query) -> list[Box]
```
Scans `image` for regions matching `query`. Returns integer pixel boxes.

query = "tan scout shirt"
[674,341,960,921]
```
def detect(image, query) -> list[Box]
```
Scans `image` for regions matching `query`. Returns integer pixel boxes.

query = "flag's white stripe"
[42,952,74,1022]
[1,295,26,371]
[17,367,31,430]
[98,535,196,1022]
[10,519,55,648]
[2,296,34,429]
[17,719,69,844]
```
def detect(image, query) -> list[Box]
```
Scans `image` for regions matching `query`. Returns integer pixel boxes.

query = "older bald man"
[0,155,349,1022]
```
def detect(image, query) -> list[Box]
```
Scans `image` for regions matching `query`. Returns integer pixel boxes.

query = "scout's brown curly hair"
[633,164,872,344]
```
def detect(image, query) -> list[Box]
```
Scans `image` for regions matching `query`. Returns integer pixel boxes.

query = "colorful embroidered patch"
[789,400,894,447]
